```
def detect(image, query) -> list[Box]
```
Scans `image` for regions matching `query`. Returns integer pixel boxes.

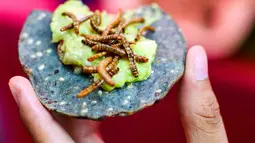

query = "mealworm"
[115,19,125,34]
[98,57,115,86]
[106,56,120,71]
[102,9,123,36]
[87,52,107,62]
[81,38,98,47]
[57,40,64,60]
[83,34,122,43]
[94,10,101,26]
[108,67,119,76]
[112,41,133,47]
[60,14,93,32]
[111,43,123,47]
[110,67,119,75]
[90,18,103,34]
[134,55,149,63]
[90,11,104,34]
[123,40,139,77]
[135,26,155,41]
[62,12,80,34]
[83,66,98,74]
[77,66,119,98]
[77,79,105,98]
[91,44,126,57]
[123,17,145,28]
[109,19,125,44]
[83,57,120,74]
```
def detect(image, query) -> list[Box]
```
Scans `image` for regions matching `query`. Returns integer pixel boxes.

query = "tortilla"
[18,5,187,120]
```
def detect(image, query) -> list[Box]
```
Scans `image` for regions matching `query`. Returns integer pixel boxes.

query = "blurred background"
[0,0,254,142]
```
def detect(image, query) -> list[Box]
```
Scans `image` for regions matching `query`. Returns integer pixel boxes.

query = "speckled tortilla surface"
[18,5,187,120]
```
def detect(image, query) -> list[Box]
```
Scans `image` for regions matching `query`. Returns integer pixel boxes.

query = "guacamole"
[50,0,159,91]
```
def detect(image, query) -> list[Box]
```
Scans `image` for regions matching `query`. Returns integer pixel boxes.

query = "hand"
[179,45,228,142]
[8,78,104,143]
[9,45,228,142]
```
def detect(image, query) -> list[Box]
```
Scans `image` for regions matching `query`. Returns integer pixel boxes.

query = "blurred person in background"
[103,0,255,59]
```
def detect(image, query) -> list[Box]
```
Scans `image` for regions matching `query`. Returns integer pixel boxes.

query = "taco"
[18,1,186,120]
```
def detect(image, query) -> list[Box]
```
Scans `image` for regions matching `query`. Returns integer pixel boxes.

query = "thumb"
[179,45,228,143]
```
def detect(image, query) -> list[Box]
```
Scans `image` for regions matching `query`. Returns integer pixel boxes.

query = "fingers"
[52,113,104,143]
[9,76,74,143]
[179,46,228,143]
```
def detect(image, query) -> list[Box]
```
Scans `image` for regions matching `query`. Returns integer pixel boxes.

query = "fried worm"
[134,55,149,63]
[94,10,101,26]
[90,12,103,34]
[81,38,98,47]
[82,34,122,43]
[62,12,80,34]
[77,67,119,98]
[83,66,98,74]
[57,40,64,60]
[61,14,93,32]
[77,79,105,98]
[135,26,155,41]
[106,56,120,71]
[87,52,107,62]
[123,17,145,28]
[123,40,139,77]
[102,9,123,36]
[98,57,115,86]
[91,44,126,57]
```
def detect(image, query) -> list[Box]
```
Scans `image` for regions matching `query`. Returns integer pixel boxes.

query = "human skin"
[9,45,228,143]
[102,0,255,59]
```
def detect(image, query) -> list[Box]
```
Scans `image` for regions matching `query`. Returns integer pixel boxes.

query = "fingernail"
[194,47,208,81]
[9,82,20,107]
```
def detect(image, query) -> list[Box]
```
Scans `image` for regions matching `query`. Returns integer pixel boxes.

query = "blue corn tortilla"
[18,5,187,120]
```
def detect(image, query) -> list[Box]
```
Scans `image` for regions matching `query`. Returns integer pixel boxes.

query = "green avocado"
[50,1,159,91]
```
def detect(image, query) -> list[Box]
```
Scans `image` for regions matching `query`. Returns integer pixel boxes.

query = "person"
[103,0,255,59]
[9,45,229,143]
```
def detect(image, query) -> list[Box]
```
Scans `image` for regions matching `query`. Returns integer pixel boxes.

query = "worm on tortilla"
[57,40,64,60]
[94,10,101,26]
[108,67,119,76]
[83,57,119,74]
[87,52,107,62]
[106,56,120,71]
[111,42,124,48]
[109,19,125,44]
[123,17,145,28]
[90,12,104,34]
[83,34,122,43]
[62,12,80,34]
[77,79,105,98]
[123,40,139,77]
[60,14,93,32]
[81,38,98,47]
[102,9,123,36]
[115,19,125,35]
[91,44,126,57]
[77,66,119,98]
[135,26,155,41]
[134,55,149,63]
[83,66,98,74]
[98,57,115,86]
